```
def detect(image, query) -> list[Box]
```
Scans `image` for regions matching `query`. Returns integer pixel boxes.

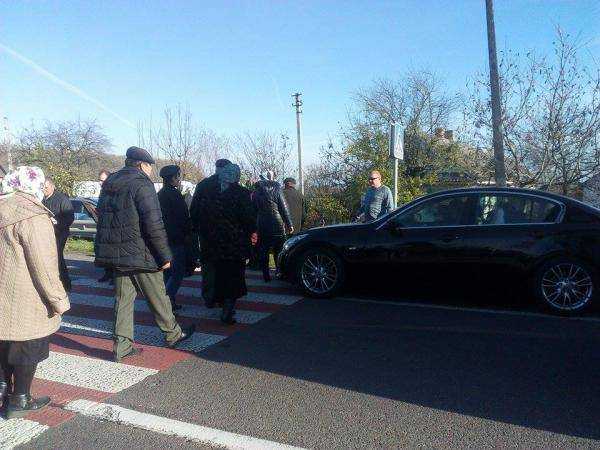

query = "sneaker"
[113,347,143,363]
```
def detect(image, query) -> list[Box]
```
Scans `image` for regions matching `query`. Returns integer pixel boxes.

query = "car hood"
[304,222,371,237]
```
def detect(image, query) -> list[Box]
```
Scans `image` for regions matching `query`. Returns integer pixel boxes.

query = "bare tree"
[16,119,112,195]
[235,131,292,182]
[465,28,600,194]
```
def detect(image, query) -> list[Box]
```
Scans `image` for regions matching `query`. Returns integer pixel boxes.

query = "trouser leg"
[56,232,71,291]
[113,274,137,358]
[201,260,216,305]
[273,236,285,271]
[12,365,36,395]
[258,237,272,281]
[165,245,186,306]
[134,271,182,345]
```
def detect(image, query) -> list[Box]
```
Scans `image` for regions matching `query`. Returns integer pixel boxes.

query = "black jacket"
[253,180,292,237]
[94,167,172,272]
[157,184,191,247]
[189,174,218,233]
[282,186,305,233]
[197,183,256,262]
[43,190,74,235]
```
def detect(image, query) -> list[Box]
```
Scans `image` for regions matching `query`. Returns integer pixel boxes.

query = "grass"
[66,237,95,255]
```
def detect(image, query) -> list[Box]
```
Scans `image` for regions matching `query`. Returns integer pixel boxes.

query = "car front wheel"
[296,248,345,298]
[534,258,596,314]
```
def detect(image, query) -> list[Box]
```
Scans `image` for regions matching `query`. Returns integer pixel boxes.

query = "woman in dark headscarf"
[196,164,256,324]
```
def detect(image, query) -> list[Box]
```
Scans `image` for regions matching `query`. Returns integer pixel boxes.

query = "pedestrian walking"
[0,166,70,419]
[42,177,75,291]
[157,165,191,311]
[282,177,306,234]
[196,163,256,324]
[95,147,194,362]
[253,171,293,282]
[356,170,395,222]
[189,158,232,308]
[97,169,114,284]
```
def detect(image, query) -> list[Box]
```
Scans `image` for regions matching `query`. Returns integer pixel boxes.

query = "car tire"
[533,257,596,315]
[296,247,345,298]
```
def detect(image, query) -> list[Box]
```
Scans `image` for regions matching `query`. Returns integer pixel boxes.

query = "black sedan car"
[278,187,600,314]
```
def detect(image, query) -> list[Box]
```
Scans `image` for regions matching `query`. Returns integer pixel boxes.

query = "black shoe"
[168,326,195,348]
[0,382,8,409]
[172,303,183,311]
[113,347,143,363]
[220,299,237,325]
[98,274,111,283]
[6,394,51,419]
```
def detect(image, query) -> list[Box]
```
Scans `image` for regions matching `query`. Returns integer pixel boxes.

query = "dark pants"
[258,234,285,279]
[163,245,186,307]
[201,260,216,306]
[56,230,71,291]
[0,338,49,396]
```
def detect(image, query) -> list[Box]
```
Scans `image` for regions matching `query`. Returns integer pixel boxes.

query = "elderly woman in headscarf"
[196,163,256,324]
[0,166,70,418]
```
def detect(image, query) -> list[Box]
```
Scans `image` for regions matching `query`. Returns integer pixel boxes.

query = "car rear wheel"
[534,258,596,314]
[296,248,345,298]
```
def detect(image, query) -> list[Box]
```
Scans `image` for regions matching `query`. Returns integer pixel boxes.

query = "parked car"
[278,187,600,314]
[69,197,98,239]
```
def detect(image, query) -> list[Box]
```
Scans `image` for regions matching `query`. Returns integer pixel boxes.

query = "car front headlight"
[283,233,308,251]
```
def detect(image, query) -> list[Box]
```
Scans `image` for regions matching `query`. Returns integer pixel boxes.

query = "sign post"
[389,123,404,205]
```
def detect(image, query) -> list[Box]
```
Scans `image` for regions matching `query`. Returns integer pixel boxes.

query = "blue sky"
[1,1,598,167]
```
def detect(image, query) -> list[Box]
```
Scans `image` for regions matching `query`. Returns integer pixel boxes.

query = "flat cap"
[159,165,180,179]
[126,146,155,164]
[215,158,232,169]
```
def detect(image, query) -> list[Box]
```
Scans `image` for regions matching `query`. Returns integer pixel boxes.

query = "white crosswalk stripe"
[35,352,158,393]
[60,315,226,353]
[68,292,271,324]
[0,418,49,450]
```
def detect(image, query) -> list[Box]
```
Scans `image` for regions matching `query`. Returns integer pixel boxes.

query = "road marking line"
[65,400,306,450]
[0,418,49,450]
[35,352,158,393]
[338,297,600,322]
[68,293,271,324]
[60,316,226,353]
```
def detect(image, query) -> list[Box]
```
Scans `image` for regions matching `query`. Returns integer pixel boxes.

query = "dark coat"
[157,184,191,247]
[189,174,218,233]
[42,190,74,236]
[94,167,172,272]
[253,180,292,237]
[282,186,305,233]
[197,183,256,263]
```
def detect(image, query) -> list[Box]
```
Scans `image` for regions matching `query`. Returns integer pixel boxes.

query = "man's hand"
[161,261,171,271]
[287,226,295,235]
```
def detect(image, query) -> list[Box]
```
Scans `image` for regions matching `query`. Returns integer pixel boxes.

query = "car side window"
[394,195,473,228]
[476,194,561,225]
[72,200,92,221]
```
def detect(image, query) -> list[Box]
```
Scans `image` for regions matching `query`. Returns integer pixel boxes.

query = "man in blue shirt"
[357,170,395,222]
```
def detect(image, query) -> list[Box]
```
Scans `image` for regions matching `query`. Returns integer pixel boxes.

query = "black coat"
[253,180,292,237]
[197,183,256,263]
[189,173,217,233]
[282,186,305,233]
[94,167,172,272]
[157,184,191,247]
[43,190,74,236]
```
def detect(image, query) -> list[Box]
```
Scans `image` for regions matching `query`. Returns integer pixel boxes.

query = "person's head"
[98,169,110,184]
[0,166,46,201]
[218,163,241,192]
[43,177,55,198]
[159,165,182,188]
[125,146,155,177]
[368,170,383,188]
[215,158,232,172]
[283,177,296,189]
[261,170,275,182]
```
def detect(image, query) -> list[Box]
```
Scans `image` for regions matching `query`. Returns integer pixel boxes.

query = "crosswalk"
[0,260,302,449]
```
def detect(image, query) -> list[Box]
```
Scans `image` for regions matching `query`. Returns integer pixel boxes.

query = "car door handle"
[440,234,459,243]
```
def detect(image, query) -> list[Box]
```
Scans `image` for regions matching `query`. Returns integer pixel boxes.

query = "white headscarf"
[0,166,46,201]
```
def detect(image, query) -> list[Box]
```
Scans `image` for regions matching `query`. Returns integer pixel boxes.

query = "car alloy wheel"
[540,262,593,311]
[300,252,339,295]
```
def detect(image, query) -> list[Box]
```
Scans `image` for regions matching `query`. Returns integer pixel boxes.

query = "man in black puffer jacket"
[253,171,293,282]
[95,147,194,362]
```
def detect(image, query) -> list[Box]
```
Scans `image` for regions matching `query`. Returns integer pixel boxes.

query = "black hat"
[283,177,296,185]
[215,158,232,169]
[126,146,155,164]
[159,165,180,179]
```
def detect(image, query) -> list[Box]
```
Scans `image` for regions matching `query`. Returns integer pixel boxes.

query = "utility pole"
[3,117,13,171]
[485,0,507,187]
[292,93,304,195]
